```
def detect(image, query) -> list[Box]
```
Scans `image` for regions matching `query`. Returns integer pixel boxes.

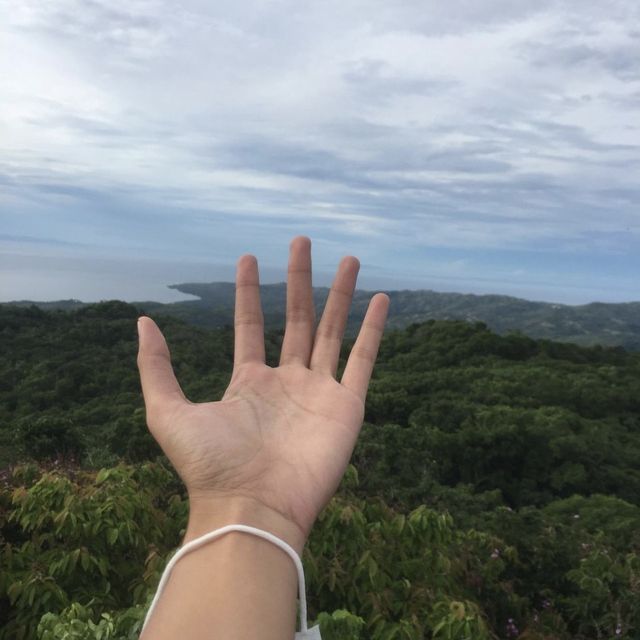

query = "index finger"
[340,293,390,402]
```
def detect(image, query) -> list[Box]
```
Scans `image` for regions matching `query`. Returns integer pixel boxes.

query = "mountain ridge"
[4,282,640,349]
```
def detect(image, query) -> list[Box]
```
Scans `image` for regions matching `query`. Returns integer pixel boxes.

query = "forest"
[1,301,639,639]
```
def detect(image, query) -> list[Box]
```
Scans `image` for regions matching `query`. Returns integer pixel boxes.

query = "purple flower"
[505,619,519,638]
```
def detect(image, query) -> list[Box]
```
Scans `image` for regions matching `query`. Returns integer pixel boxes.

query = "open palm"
[137,237,389,545]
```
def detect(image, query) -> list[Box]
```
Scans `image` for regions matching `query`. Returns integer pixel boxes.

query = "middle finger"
[279,236,315,367]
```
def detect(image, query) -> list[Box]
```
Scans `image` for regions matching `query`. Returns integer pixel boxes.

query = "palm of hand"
[137,237,389,540]
[163,363,364,536]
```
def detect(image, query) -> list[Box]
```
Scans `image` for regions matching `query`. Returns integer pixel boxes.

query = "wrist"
[184,493,307,556]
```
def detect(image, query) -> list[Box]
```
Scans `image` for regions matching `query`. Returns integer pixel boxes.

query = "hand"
[137,236,389,552]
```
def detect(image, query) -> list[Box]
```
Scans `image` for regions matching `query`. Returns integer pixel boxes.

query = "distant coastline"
[4,282,639,350]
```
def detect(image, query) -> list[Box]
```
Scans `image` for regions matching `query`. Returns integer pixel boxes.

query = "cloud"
[1,0,639,302]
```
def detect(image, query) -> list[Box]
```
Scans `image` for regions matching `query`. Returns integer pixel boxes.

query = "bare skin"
[137,236,389,639]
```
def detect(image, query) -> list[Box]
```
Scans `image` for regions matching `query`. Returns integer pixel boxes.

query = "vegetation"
[1,302,639,638]
[5,281,640,349]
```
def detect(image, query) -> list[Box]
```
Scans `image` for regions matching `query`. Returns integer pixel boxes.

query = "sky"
[1,0,639,304]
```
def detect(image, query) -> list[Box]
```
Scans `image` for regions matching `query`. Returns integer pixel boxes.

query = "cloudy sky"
[1,0,639,303]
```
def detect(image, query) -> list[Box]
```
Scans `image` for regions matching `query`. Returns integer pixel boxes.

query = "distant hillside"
[3,299,87,311]
[148,282,640,350]
[5,283,640,349]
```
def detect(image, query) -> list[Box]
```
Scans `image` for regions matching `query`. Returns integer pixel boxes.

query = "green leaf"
[107,528,119,546]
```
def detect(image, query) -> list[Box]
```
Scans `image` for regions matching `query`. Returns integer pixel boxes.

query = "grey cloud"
[181,90,639,243]
[24,113,127,139]
[19,0,159,38]
[0,172,16,187]
[520,38,640,81]
[606,89,640,109]
[495,120,636,154]
[343,59,457,105]
[12,0,173,66]
[348,0,558,37]
[30,183,108,199]
[215,129,513,186]
[211,142,627,237]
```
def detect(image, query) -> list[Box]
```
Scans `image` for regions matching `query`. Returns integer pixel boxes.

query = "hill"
[5,283,640,349]
[154,282,640,350]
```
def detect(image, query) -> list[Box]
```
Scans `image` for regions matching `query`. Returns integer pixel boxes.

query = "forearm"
[141,496,307,640]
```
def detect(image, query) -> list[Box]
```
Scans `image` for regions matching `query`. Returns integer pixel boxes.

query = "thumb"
[137,316,186,424]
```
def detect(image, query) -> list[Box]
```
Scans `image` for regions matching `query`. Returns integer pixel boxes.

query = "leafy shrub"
[0,463,186,639]
[1,464,502,639]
